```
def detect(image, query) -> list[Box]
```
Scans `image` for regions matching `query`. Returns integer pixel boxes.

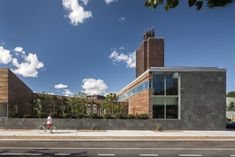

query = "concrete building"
[0,68,33,117]
[117,30,226,130]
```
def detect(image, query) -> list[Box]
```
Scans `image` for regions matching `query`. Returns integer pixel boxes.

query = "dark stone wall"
[8,70,33,117]
[0,118,198,130]
[0,117,225,130]
[180,71,226,130]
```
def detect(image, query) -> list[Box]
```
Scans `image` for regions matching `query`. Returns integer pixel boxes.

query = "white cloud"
[105,0,117,4]
[82,78,108,95]
[0,46,12,64]
[118,17,125,22]
[12,53,44,77]
[14,46,25,54]
[62,0,92,26]
[109,50,136,68]
[63,89,74,96]
[54,83,69,89]
[54,83,68,89]
[54,83,74,96]
[47,92,55,95]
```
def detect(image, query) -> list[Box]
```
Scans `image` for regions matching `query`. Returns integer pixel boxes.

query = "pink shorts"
[47,124,52,128]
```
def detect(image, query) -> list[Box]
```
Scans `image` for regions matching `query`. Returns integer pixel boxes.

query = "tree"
[227,91,235,97]
[102,93,119,117]
[227,102,235,111]
[145,0,233,11]
[67,96,86,118]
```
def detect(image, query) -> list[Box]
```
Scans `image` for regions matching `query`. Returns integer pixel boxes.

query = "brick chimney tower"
[136,29,164,77]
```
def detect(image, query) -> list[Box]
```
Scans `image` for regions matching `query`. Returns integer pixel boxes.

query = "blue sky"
[0,0,234,96]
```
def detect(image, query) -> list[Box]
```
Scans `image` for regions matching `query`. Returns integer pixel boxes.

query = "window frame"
[152,72,181,120]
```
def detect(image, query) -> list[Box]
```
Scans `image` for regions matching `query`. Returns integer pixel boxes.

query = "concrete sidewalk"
[0,129,235,140]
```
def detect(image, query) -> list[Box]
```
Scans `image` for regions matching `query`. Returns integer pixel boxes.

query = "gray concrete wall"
[0,118,224,130]
[180,71,226,130]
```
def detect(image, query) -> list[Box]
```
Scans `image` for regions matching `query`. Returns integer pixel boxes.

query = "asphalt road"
[0,140,235,157]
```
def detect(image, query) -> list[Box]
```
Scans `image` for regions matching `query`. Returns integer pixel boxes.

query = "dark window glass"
[166,105,178,119]
[166,97,178,119]
[153,74,164,95]
[153,105,164,118]
[166,73,178,95]
[152,97,165,119]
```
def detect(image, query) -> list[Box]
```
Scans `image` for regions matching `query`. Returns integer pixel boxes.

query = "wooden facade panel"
[0,69,8,103]
[7,69,33,117]
[128,89,150,115]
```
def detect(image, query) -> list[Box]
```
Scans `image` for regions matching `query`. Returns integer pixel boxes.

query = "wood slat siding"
[0,68,8,103]
[118,72,151,116]
[8,70,33,117]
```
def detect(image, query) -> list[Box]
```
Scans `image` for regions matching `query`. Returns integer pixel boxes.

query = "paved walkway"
[0,129,235,140]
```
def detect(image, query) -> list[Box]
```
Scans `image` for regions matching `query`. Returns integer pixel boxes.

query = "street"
[0,140,235,157]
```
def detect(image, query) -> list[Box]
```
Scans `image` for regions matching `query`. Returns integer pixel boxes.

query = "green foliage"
[136,113,149,119]
[32,93,68,118]
[22,114,32,118]
[62,113,72,118]
[103,113,114,119]
[227,102,235,111]
[145,0,233,11]
[31,92,130,119]
[67,96,87,118]
[86,113,102,119]
[115,113,127,119]
[127,114,137,119]
[102,93,120,117]
[207,0,233,8]
[227,91,235,97]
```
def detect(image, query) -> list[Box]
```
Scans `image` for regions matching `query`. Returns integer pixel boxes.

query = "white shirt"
[47,116,53,124]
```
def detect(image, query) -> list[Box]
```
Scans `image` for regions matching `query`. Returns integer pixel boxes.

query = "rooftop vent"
[144,29,155,40]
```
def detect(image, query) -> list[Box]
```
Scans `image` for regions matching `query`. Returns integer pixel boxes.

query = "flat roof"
[150,66,226,72]
[117,66,226,95]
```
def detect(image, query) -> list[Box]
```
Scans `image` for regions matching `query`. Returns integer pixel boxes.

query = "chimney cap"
[144,28,155,40]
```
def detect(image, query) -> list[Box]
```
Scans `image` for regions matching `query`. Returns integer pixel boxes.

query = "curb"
[1,136,235,141]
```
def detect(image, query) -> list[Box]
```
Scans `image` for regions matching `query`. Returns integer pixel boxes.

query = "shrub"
[87,113,102,119]
[115,113,127,119]
[63,113,72,118]
[136,113,149,119]
[23,114,32,118]
[51,112,58,118]
[75,113,84,119]
[103,113,114,119]
[40,112,47,118]
[127,114,136,119]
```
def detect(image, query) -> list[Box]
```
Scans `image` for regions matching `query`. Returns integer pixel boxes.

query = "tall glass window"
[152,73,179,119]
[153,74,164,95]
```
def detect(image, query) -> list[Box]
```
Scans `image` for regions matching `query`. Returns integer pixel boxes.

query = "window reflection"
[153,74,164,95]
[166,74,178,95]
[152,73,179,119]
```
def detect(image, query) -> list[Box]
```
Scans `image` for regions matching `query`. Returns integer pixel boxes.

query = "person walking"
[47,113,53,133]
